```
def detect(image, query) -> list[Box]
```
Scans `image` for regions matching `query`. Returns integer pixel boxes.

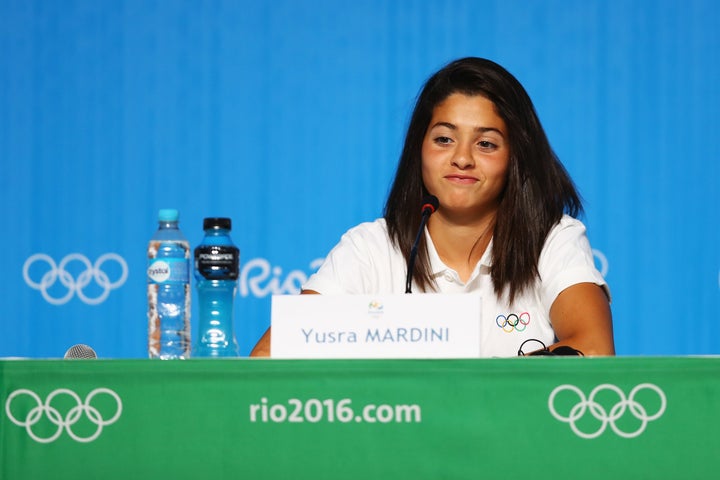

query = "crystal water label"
[147,258,189,284]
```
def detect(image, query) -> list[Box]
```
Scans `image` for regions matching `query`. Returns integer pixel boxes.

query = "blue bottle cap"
[158,209,179,222]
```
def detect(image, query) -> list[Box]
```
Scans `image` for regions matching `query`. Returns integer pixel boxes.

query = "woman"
[251,57,614,357]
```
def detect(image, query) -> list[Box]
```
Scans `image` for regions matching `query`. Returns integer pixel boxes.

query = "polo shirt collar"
[424,227,494,278]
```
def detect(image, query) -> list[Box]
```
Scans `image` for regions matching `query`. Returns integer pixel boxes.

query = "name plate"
[270,294,482,359]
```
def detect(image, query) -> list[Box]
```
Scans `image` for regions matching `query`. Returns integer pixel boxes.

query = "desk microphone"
[64,344,98,359]
[405,195,439,293]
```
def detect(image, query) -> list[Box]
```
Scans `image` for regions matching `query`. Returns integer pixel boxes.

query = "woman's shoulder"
[327,218,395,258]
[541,214,595,257]
[548,214,589,236]
[341,218,390,241]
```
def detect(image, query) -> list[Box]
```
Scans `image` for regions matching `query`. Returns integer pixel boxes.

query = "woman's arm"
[548,282,615,356]
[249,289,321,357]
[249,328,271,357]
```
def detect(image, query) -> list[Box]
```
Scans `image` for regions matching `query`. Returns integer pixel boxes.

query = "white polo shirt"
[303,215,608,357]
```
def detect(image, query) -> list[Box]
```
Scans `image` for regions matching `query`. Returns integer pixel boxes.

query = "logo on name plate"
[5,387,123,443]
[548,383,666,439]
[368,300,384,316]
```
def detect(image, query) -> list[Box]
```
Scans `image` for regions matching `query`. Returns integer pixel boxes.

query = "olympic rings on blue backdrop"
[23,253,128,305]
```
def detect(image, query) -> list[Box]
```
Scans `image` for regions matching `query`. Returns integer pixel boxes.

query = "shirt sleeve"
[302,220,394,294]
[538,216,610,311]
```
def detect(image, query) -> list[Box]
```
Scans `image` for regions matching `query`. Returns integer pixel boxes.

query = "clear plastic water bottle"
[193,217,240,357]
[147,209,191,359]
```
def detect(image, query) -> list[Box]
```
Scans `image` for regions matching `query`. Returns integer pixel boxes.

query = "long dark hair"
[384,57,582,302]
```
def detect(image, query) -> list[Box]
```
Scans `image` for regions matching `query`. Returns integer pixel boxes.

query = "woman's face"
[421,93,510,221]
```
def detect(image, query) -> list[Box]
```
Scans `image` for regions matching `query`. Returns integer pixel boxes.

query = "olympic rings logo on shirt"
[495,312,530,333]
[5,388,123,443]
[548,383,666,439]
[23,253,128,305]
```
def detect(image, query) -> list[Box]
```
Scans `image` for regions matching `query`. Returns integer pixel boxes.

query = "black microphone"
[64,344,98,359]
[405,195,439,293]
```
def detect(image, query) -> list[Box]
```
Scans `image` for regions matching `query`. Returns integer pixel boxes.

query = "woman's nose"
[451,143,475,169]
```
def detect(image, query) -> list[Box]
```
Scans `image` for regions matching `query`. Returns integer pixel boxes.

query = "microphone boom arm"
[405,196,439,294]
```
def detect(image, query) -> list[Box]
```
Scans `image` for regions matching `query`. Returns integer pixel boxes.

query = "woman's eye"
[434,136,452,144]
[478,140,497,149]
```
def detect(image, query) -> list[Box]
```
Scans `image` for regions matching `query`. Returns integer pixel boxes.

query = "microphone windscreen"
[421,195,439,214]
[64,344,98,359]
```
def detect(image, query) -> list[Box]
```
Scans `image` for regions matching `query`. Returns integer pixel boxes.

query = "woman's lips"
[445,174,478,184]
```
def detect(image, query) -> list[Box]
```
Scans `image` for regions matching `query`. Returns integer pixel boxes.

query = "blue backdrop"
[1,0,718,358]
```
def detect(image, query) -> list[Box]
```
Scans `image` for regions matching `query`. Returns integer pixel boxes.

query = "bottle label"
[147,258,189,284]
[195,245,239,280]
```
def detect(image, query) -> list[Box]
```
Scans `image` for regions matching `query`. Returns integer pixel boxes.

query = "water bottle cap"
[158,209,180,222]
[203,217,232,230]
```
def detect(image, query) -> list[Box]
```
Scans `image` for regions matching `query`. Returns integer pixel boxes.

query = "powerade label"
[147,258,189,284]
[195,245,239,280]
